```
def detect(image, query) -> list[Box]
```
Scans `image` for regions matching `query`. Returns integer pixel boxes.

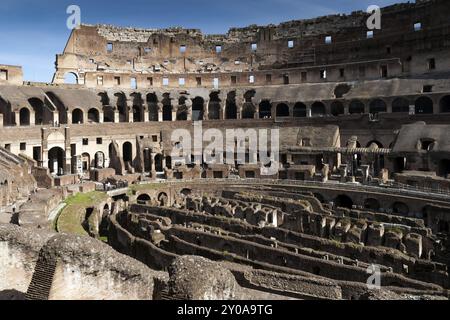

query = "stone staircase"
[25,249,57,300]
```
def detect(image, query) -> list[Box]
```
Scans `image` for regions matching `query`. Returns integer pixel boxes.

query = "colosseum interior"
[1,0,450,301]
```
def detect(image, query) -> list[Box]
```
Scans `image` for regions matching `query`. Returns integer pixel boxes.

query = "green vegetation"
[127,183,165,195]
[56,191,108,236]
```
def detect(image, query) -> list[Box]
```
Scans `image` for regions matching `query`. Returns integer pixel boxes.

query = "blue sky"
[0,0,409,82]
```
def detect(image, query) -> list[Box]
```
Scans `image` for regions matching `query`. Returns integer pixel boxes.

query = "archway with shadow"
[276,103,290,117]
[72,108,84,124]
[48,147,65,175]
[225,91,237,119]
[349,100,365,114]
[392,97,409,113]
[334,195,353,209]
[19,108,30,126]
[330,101,344,116]
[415,96,433,114]
[293,103,307,117]
[259,100,272,119]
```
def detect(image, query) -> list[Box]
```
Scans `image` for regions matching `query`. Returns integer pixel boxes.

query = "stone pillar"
[128,102,133,123]
[307,105,312,118]
[0,114,3,127]
[409,104,415,115]
[66,112,72,125]
[157,103,163,122]
[83,111,88,124]
[203,100,209,120]
[14,111,19,126]
[186,100,193,121]
[143,104,150,122]
[99,111,104,123]
[53,111,60,125]
[114,111,120,123]
[236,101,243,120]
[172,107,177,122]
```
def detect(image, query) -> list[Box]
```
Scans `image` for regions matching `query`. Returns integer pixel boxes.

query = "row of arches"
[3,94,450,127]
[333,194,410,215]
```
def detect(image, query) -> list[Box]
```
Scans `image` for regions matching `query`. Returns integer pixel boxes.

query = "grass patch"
[56,191,108,236]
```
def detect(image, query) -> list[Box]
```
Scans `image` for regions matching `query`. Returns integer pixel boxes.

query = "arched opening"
[334,195,353,209]
[293,103,307,117]
[87,108,99,123]
[364,198,380,211]
[137,194,151,205]
[147,93,159,121]
[369,99,387,114]
[72,108,84,124]
[64,72,78,84]
[311,102,326,117]
[192,97,204,121]
[158,192,169,206]
[276,103,290,117]
[439,95,450,113]
[29,98,53,125]
[225,92,237,119]
[438,159,450,177]
[155,154,164,172]
[46,91,68,124]
[330,101,344,116]
[163,105,172,121]
[81,152,91,173]
[392,202,409,215]
[48,147,65,175]
[122,142,132,163]
[177,106,188,121]
[103,106,115,123]
[259,100,272,119]
[19,108,30,126]
[94,151,105,169]
[415,97,433,114]
[115,93,128,122]
[242,103,256,119]
[133,105,142,122]
[349,100,365,114]
[208,93,221,120]
[392,97,409,113]
[0,96,14,126]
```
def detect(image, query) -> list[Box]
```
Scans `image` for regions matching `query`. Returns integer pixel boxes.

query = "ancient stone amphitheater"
[1,0,450,300]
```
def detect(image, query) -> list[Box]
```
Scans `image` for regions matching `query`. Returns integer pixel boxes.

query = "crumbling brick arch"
[0,96,15,126]
[63,72,78,84]
[225,91,237,119]
[114,92,128,122]
[208,92,221,120]
[29,97,53,125]
[46,91,68,124]
[147,93,159,121]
